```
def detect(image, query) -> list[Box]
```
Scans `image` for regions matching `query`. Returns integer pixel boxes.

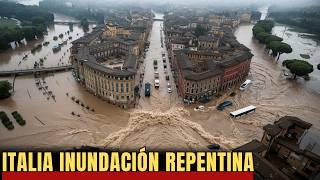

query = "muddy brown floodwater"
[0,14,92,71]
[1,11,320,153]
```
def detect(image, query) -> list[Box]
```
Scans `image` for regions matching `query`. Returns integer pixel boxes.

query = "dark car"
[145,83,151,97]
[216,101,232,110]
[207,144,220,150]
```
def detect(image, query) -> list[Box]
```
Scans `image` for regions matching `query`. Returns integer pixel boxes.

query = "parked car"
[145,83,151,96]
[167,83,172,93]
[216,101,232,110]
[154,71,159,79]
[154,79,160,88]
[194,105,205,112]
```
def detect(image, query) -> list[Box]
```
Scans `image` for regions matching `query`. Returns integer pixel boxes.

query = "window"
[121,83,124,93]
[126,83,129,92]
[310,162,316,168]
[112,83,114,91]
[116,83,119,92]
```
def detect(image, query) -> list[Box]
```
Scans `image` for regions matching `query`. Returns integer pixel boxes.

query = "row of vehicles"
[162,51,170,80]
[205,79,255,118]
[145,51,172,96]
[215,100,256,118]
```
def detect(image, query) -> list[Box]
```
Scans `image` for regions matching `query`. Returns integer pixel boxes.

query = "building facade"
[234,116,320,180]
[70,14,151,108]
[164,11,253,102]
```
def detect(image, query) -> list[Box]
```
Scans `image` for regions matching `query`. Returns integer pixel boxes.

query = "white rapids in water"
[102,108,235,151]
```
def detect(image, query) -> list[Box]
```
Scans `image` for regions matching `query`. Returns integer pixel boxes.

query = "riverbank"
[269,6,320,39]
[0,1,54,50]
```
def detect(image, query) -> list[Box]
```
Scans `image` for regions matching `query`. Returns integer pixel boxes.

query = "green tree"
[268,41,281,57]
[252,20,275,41]
[194,25,207,37]
[68,22,73,32]
[276,42,292,60]
[256,32,270,43]
[268,41,292,60]
[32,17,46,26]
[80,18,89,31]
[282,59,314,79]
[0,80,12,99]
[265,35,283,44]
[257,20,274,33]
[252,26,264,37]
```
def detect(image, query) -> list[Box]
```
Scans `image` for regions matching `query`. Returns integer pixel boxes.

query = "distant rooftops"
[175,48,252,81]
[72,29,103,44]
[198,35,216,42]
[72,23,144,77]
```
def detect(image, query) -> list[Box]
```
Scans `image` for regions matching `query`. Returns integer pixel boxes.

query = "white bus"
[230,105,256,118]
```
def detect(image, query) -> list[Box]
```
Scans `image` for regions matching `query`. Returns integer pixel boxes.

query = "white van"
[240,80,252,91]
[167,83,172,93]
[154,72,159,79]
[154,79,160,88]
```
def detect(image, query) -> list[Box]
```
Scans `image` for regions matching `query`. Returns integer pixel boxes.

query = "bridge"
[53,21,96,25]
[153,18,164,21]
[0,65,73,76]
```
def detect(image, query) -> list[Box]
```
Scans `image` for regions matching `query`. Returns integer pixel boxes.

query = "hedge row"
[12,111,26,126]
[0,111,26,130]
[0,111,14,130]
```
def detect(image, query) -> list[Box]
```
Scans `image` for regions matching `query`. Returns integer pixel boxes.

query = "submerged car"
[207,144,220,150]
[154,79,160,88]
[240,79,252,91]
[145,83,151,97]
[167,83,172,93]
[216,101,232,110]
[194,105,205,112]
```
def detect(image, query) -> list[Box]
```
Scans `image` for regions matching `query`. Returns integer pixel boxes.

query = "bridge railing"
[0,65,73,74]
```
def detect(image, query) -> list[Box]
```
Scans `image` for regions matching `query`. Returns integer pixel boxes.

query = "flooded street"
[1,10,320,153]
[137,13,180,111]
[102,13,229,151]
